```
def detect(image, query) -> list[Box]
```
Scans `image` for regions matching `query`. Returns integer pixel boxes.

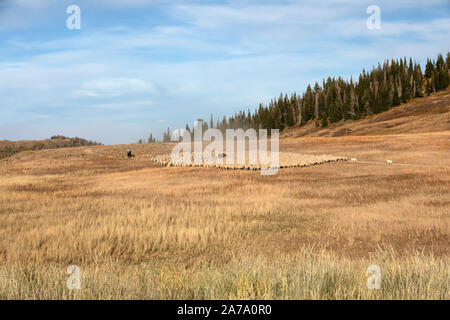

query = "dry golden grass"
[0,130,448,299]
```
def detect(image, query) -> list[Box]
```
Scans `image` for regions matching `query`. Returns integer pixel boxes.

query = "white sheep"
[386,160,392,165]
[350,157,357,162]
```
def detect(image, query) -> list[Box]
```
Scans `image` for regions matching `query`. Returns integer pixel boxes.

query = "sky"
[0,0,449,144]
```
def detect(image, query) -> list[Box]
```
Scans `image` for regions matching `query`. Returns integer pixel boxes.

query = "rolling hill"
[0,135,102,159]
[281,88,450,139]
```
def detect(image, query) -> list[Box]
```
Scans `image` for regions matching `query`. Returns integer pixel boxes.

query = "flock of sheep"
[150,152,349,170]
[351,157,393,165]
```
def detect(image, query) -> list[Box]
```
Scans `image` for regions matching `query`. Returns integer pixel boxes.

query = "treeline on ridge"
[146,52,449,143]
[0,136,102,159]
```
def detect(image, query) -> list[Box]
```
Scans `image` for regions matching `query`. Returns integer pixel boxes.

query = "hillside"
[0,135,102,159]
[281,88,450,138]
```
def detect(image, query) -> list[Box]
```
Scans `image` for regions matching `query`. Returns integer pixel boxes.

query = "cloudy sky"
[0,0,449,144]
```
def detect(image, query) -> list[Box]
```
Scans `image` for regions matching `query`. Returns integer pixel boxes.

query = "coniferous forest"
[153,52,450,143]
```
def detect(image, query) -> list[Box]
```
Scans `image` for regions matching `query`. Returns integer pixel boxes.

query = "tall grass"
[0,250,447,299]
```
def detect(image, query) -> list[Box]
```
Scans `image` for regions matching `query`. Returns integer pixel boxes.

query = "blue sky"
[0,0,449,144]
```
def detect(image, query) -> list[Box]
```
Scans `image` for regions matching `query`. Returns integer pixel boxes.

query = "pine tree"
[425,59,434,78]
[321,112,328,127]
[435,54,450,90]
[392,80,400,106]
[413,62,424,97]
[209,115,214,130]
[162,127,172,143]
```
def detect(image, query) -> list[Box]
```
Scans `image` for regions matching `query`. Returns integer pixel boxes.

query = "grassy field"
[0,126,448,299]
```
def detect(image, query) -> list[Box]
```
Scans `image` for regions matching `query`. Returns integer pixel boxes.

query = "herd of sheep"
[150,152,349,170]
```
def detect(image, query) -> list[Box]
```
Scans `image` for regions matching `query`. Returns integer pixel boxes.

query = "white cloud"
[90,0,165,8]
[74,78,157,98]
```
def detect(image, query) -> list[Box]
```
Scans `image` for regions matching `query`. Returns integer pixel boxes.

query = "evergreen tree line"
[137,133,158,144]
[146,52,449,142]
